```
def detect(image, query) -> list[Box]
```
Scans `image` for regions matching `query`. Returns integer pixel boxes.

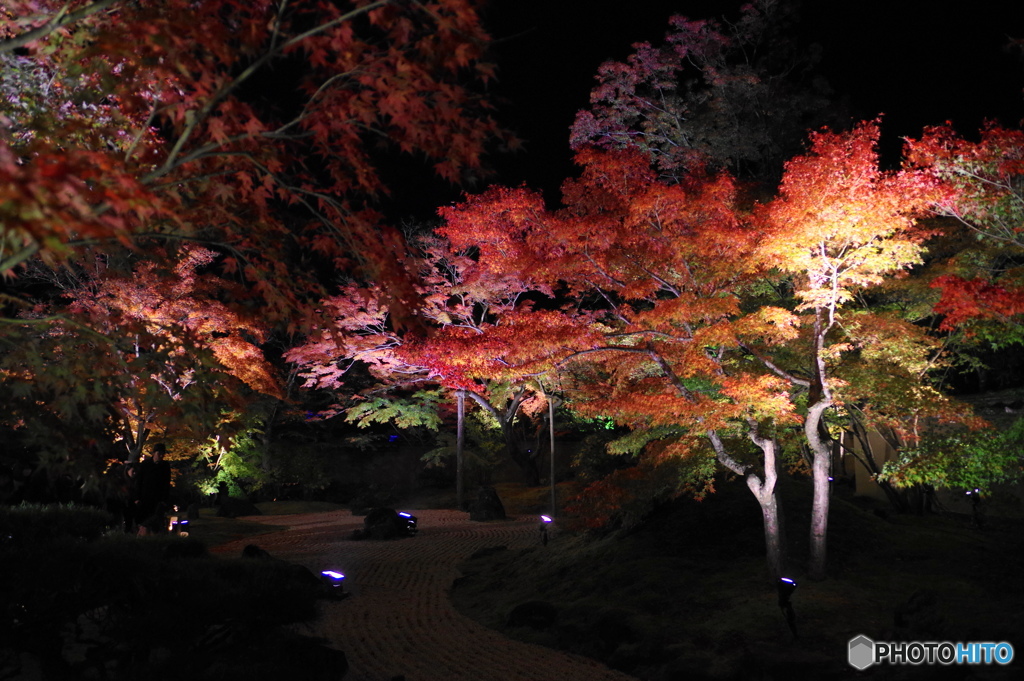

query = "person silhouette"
[135,443,171,534]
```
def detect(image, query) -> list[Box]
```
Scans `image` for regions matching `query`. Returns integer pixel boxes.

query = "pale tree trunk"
[746,423,786,581]
[652,349,788,582]
[709,428,787,582]
[806,413,831,579]
[805,309,833,580]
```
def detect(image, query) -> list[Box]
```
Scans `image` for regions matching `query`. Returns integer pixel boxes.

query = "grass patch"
[452,478,1024,680]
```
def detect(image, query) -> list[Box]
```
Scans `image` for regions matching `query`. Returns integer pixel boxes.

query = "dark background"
[400,0,1024,394]
[444,0,1024,209]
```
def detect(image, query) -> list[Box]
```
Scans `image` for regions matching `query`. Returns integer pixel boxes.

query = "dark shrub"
[0,502,114,545]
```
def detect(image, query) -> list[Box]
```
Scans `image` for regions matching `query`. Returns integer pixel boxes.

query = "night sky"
[465,0,1024,203]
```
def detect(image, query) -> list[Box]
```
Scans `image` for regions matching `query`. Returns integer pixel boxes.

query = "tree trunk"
[804,395,832,579]
[709,429,787,582]
[743,425,787,581]
[464,388,541,486]
[751,480,785,581]
[846,420,909,513]
[807,433,831,580]
[653,347,788,582]
[805,309,833,580]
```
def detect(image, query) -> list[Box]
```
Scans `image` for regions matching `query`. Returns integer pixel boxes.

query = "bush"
[0,517,328,680]
[0,502,115,545]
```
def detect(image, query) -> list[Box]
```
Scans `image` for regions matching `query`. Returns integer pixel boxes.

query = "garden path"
[210,509,640,681]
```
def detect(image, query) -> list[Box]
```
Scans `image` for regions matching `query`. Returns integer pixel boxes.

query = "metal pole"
[549,390,556,517]
[456,389,465,511]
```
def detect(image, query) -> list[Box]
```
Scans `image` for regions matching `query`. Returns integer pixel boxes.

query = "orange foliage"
[1,0,510,323]
[755,121,943,317]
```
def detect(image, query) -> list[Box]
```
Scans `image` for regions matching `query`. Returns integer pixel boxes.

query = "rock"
[215,497,261,518]
[162,537,207,559]
[506,601,558,629]
[360,508,410,540]
[240,545,323,590]
[469,486,506,521]
[241,544,273,559]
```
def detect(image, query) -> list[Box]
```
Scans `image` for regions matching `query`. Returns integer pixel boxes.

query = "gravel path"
[210,509,640,681]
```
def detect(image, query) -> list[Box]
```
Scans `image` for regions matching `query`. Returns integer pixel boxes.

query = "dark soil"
[451,478,1024,680]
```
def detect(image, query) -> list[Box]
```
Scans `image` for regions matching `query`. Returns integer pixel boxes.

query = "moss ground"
[450,478,1024,680]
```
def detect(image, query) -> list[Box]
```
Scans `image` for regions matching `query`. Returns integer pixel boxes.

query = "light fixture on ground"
[398,511,418,535]
[777,577,798,637]
[539,515,552,546]
[321,570,349,599]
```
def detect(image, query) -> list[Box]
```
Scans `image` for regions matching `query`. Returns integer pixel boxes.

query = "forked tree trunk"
[653,349,788,582]
[710,429,787,582]
[464,387,541,486]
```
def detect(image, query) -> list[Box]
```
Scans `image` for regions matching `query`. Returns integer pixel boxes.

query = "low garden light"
[398,511,418,535]
[321,570,346,593]
[539,515,552,546]
[777,577,798,637]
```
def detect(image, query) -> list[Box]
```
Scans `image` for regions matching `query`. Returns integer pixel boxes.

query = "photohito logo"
[848,635,1014,670]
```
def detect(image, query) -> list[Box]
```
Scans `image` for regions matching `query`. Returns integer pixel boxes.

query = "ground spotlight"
[321,570,348,599]
[777,577,798,637]
[398,511,418,535]
[167,515,189,535]
[539,515,552,546]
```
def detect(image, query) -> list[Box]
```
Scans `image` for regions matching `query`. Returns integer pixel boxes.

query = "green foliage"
[879,417,1024,492]
[606,426,685,457]
[344,389,444,431]
[571,433,636,483]
[194,423,270,498]
[420,410,504,471]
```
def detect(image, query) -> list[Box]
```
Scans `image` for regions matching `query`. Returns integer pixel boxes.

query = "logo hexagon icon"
[848,635,875,670]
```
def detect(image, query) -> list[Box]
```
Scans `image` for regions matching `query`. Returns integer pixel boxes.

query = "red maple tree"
[905,124,1024,339]
[753,120,943,578]
[1,0,511,324]
[284,234,576,485]
[440,147,799,579]
[4,246,280,464]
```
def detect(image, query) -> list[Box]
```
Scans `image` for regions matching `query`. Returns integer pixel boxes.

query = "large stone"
[351,508,413,540]
[469,486,506,521]
[215,497,261,518]
[506,601,558,629]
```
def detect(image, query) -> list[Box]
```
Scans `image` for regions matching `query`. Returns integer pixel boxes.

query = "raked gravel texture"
[210,509,640,681]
